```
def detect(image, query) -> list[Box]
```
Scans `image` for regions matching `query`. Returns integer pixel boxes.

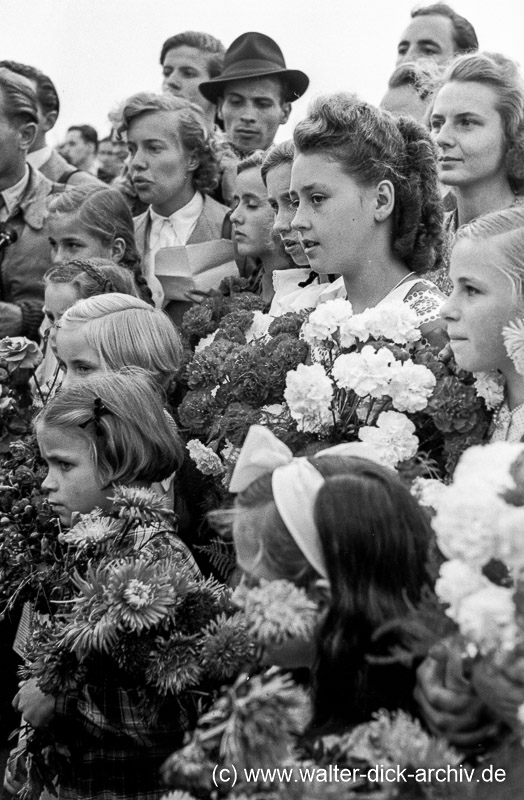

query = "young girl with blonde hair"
[13,370,197,800]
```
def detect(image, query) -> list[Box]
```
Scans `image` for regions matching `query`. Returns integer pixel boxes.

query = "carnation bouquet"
[180,297,495,487]
[406,443,524,755]
[178,306,309,483]
[283,299,494,474]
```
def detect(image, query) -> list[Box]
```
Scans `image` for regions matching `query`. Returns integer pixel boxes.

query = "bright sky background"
[1,0,523,146]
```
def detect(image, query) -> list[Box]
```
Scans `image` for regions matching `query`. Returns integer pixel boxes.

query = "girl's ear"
[111,237,126,262]
[310,578,331,612]
[374,180,395,222]
[187,151,199,174]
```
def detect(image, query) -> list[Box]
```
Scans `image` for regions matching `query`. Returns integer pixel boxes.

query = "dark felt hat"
[199,32,309,103]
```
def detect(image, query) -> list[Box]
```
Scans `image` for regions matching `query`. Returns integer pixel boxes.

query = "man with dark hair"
[160,30,225,132]
[0,61,101,186]
[62,124,99,175]
[199,32,309,156]
[396,3,478,65]
[0,69,59,339]
[97,136,124,183]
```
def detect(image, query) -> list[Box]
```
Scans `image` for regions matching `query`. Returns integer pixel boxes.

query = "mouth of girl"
[301,240,318,253]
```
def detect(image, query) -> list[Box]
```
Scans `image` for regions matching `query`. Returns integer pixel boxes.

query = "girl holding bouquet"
[12,370,198,800]
[290,93,446,343]
[227,425,433,733]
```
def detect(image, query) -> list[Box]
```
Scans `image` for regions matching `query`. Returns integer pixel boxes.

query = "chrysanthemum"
[110,486,174,526]
[237,580,319,646]
[199,613,255,679]
[504,318,524,376]
[146,635,202,694]
[205,669,311,772]
[59,512,123,547]
[105,559,176,633]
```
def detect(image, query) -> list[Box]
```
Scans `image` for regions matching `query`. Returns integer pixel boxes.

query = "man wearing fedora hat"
[199,32,309,156]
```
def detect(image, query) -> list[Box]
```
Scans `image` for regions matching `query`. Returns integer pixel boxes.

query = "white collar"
[149,192,203,233]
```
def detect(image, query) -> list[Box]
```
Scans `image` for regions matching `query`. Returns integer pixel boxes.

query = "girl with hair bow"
[226,425,434,734]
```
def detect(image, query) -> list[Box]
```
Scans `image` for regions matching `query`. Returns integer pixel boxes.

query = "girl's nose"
[291,203,307,231]
[441,294,458,321]
[42,471,55,492]
[230,206,243,225]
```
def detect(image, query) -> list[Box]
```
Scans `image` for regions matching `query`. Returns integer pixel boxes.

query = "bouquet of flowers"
[283,299,495,474]
[431,443,524,659]
[0,436,59,615]
[13,487,255,799]
[180,297,496,486]
[178,309,309,482]
[0,337,43,451]
[162,577,466,800]
[425,442,524,749]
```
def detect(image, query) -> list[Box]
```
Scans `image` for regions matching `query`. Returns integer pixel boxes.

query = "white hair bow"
[229,425,388,582]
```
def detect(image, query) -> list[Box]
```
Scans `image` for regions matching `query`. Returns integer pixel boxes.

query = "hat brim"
[199,68,309,104]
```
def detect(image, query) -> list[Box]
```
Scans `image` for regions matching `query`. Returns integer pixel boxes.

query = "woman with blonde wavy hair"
[430,52,524,235]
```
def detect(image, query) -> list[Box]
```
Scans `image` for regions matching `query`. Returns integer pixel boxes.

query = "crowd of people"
[1,3,524,799]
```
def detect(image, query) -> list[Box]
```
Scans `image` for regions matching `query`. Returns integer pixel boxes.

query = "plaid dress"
[51,531,201,800]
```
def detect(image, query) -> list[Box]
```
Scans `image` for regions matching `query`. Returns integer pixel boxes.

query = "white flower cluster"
[284,363,334,433]
[301,299,421,349]
[284,300,434,464]
[332,346,435,412]
[245,310,272,343]
[432,442,524,655]
[301,298,353,346]
[186,439,225,476]
[473,371,505,410]
[358,410,419,468]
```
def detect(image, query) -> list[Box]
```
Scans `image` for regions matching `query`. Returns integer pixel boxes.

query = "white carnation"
[456,585,517,654]
[358,410,418,468]
[195,330,217,353]
[432,484,507,567]
[435,560,491,619]
[260,403,287,416]
[186,439,224,476]
[495,505,524,570]
[332,345,395,397]
[473,371,505,410]
[410,477,447,511]
[339,309,374,347]
[388,361,436,412]
[301,298,353,345]
[365,303,422,344]
[245,310,272,343]
[453,443,524,495]
[284,363,334,433]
